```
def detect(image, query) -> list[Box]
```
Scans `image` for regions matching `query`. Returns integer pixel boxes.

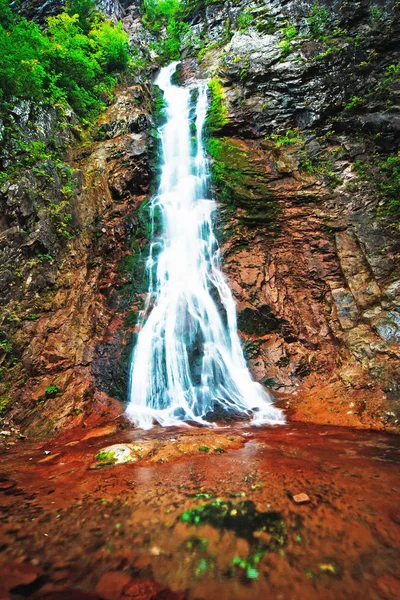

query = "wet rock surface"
[0,423,399,599]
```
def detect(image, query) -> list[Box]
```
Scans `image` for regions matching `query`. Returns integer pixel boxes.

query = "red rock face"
[2,86,398,439]
[212,136,399,430]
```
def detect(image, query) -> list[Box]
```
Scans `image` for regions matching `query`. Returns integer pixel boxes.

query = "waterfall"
[126,62,284,430]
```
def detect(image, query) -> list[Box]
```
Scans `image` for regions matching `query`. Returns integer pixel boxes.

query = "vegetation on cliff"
[0,0,130,119]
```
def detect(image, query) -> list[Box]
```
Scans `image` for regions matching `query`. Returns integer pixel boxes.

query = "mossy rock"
[207,137,280,223]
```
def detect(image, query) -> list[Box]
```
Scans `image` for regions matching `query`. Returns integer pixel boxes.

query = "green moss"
[207,137,279,223]
[96,450,116,463]
[45,384,59,397]
[152,85,168,126]
[0,395,11,415]
[198,445,210,453]
[205,78,229,133]
[124,310,139,328]
[376,153,400,221]
[353,151,400,223]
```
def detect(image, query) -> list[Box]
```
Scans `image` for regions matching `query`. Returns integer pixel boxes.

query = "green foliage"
[142,0,182,31]
[237,11,252,32]
[0,18,49,101]
[269,128,303,147]
[96,450,117,463]
[0,339,13,356]
[0,395,11,415]
[0,0,13,26]
[198,445,210,453]
[344,95,365,110]
[164,19,191,60]
[353,152,400,223]
[205,78,229,133]
[90,17,130,72]
[376,153,400,220]
[0,5,130,120]
[256,16,277,34]
[231,554,262,580]
[194,492,213,499]
[37,254,54,264]
[66,0,96,33]
[369,6,382,22]
[278,23,298,57]
[141,0,190,62]
[45,384,59,396]
[307,3,329,40]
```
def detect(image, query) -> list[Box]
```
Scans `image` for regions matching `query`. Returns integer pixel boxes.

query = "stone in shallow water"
[292,493,310,504]
[97,444,135,465]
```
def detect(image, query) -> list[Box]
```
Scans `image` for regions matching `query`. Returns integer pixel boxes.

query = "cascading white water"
[126,62,284,430]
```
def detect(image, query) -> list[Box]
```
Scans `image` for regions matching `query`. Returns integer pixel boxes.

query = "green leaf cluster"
[0,0,130,119]
[141,0,191,62]
[307,3,329,40]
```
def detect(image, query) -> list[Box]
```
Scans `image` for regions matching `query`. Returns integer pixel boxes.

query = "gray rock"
[226,31,281,74]
[373,310,400,345]
[331,288,359,330]
[384,281,400,301]
[11,100,31,126]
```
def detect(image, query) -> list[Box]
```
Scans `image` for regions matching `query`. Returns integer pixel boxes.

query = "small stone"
[292,493,310,504]
[0,481,15,491]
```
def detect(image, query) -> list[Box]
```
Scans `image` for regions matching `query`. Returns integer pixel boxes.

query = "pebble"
[292,493,310,504]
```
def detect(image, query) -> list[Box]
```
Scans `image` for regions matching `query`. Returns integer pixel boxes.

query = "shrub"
[0,4,130,120]
[66,0,96,33]
[237,11,252,32]
[278,23,298,57]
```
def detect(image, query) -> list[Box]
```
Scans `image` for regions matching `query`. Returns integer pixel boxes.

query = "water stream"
[127,63,284,429]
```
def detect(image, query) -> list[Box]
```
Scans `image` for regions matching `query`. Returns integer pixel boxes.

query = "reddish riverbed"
[0,422,399,599]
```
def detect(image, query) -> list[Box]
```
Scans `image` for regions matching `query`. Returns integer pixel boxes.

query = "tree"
[66,0,97,33]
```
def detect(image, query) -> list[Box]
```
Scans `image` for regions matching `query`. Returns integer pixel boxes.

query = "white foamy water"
[127,62,284,429]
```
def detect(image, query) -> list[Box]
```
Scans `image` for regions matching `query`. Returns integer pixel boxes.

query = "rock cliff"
[0,79,153,437]
[1,0,399,438]
[180,0,400,429]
